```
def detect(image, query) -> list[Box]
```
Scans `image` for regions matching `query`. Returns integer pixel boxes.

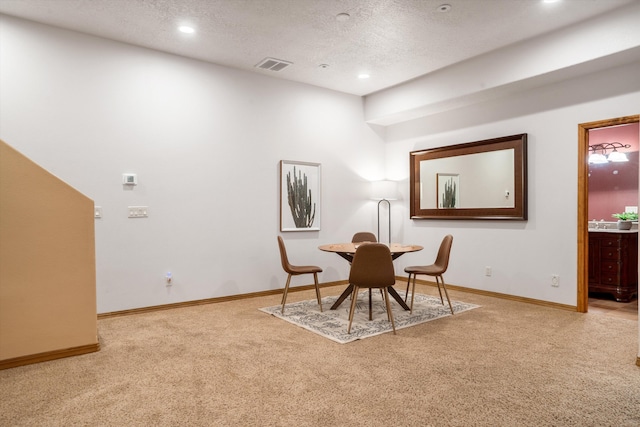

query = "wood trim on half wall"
[0,343,100,371]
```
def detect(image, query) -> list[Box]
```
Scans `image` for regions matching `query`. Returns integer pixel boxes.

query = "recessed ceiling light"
[178,25,195,34]
[542,0,561,3]
[437,4,452,13]
[358,73,370,79]
[336,13,350,22]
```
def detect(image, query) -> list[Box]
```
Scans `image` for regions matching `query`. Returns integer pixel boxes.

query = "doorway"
[577,115,640,313]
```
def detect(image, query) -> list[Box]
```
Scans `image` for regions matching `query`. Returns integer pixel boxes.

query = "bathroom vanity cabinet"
[588,230,638,302]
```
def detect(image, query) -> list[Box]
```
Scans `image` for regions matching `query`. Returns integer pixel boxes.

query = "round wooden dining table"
[318,242,423,310]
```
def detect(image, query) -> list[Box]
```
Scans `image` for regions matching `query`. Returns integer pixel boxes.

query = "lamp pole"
[377,198,391,245]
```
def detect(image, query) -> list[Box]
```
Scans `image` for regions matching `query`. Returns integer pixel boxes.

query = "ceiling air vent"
[255,57,292,72]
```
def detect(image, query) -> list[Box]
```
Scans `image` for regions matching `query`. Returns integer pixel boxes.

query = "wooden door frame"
[577,115,640,312]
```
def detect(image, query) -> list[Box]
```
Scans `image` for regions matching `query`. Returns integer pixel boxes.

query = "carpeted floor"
[1,283,639,426]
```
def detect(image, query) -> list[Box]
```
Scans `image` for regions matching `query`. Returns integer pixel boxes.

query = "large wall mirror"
[410,134,527,220]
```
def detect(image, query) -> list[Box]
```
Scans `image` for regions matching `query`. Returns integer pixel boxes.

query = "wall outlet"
[551,274,560,287]
[485,266,492,277]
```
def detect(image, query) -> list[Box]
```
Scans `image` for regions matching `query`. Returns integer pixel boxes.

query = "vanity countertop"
[588,228,638,233]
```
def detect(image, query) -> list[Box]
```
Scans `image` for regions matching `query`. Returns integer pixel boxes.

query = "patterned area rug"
[260,291,480,344]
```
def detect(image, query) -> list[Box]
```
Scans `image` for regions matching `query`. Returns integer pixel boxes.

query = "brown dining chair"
[351,232,377,243]
[347,243,396,334]
[404,234,454,314]
[277,236,323,314]
[351,231,381,311]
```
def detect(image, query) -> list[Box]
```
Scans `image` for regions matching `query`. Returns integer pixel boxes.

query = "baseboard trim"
[0,343,100,371]
[399,276,578,312]
[99,276,577,319]
[98,280,349,319]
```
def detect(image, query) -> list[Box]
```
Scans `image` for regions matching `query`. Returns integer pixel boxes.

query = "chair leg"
[382,287,396,334]
[347,286,360,334]
[382,290,391,322]
[435,275,444,304]
[410,273,418,314]
[368,289,373,321]
[313,272,322,312]
[281,274,292,314]
[438,276,454,315]
[404,273,412,302]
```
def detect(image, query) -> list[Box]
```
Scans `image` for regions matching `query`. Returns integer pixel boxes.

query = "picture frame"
[437,173,460,208]
[410,133,527,220]
[280,160,321,231]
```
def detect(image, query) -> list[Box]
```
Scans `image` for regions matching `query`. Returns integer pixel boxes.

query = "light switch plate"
[128,206,148,218]
[94,206,102,218]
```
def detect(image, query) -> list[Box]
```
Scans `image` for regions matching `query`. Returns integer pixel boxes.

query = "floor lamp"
[371,180,397,245]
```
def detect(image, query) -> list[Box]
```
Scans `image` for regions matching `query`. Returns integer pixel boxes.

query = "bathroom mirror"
[410,134,527,220]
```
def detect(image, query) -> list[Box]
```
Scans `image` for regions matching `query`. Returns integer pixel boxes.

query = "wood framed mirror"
[410,134,527,220]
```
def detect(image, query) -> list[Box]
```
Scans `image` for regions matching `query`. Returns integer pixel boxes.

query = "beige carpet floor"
[1,283,639,426]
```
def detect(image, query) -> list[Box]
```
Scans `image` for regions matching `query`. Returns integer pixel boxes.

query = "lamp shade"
[607,150,629,162]
[588,153,608,164]
[371,180,398,200]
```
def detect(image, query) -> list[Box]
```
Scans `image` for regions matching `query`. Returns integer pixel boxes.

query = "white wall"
[2,13,639,317]
[384,60,640,307]
[0,15,387,313]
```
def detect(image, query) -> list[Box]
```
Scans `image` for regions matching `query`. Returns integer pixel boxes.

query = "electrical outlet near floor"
[551,274,560,287]
[485,266,492,277]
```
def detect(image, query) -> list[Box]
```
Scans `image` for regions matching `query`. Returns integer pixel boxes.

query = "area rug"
[259,291,480,344]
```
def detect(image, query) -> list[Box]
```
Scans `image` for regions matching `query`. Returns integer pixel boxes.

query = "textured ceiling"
[0,0,636,96]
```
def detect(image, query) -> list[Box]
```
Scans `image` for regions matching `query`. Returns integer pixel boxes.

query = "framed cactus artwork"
[437,173,459,209]
[280,160,321,231]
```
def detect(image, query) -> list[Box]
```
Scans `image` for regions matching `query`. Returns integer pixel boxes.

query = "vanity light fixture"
[607,149,629,163]
[588,152,608,164]
[588,142,631,164]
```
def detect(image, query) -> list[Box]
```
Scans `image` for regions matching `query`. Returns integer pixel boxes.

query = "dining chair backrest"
[433,234,454,274]
[351,232,377,243]
[349,243,395,288]
[277,236,292,273]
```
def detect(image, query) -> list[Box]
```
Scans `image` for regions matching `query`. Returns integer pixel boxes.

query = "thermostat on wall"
[122,173,137,185]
